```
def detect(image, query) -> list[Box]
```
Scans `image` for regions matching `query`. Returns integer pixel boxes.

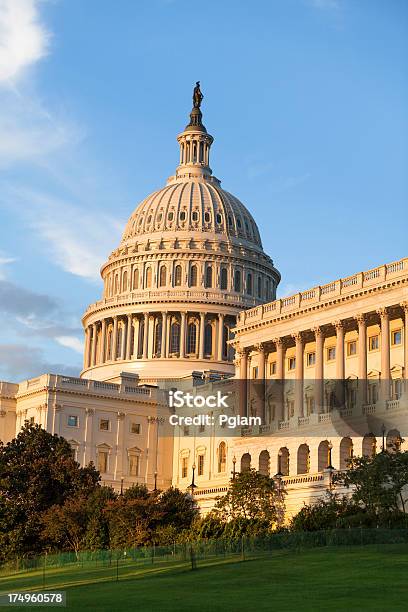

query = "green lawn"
[1,545,407,611]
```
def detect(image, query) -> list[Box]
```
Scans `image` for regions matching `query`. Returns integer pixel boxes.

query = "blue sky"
[0,0,407,381]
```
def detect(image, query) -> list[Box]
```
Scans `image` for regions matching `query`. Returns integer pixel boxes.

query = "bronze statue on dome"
[193,81,203,108]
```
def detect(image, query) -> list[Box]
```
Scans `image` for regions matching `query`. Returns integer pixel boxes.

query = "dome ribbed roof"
[121,179,263,248]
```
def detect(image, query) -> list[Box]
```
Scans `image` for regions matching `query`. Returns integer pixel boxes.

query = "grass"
[1,544,407,611]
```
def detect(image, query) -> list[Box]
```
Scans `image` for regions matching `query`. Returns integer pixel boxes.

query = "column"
[143,312,149,359]
[100,318,107,363]
[90,323,97,366]
[357,314,367,405]
[114,412,125,480]
[293,333,304,418]
[83,327,91,369]
[199,312,205,359]
[120,320,126,360]
[161,312,167,358]
[256,343,266,421]
[335,321,345,407]
[112,316,118,360]
[180,312,186,358]
[275,338,285,421]
[133,317,139,358]
[378,307,390,403]
[217,313,224,360]
[314,327,324,412]
[238,349,248,417]
[83,407,94,465]
[402,302,408,380]
[125,314,133,360]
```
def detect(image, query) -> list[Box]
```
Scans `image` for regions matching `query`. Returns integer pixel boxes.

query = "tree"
[42,496,89,558]
[290,494,363,532]
[157,487,197,530]
[213,469,284,528]
[0,423,100,560]
[334,450,408,518]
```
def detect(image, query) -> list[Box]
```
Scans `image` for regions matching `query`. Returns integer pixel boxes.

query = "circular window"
[216,213,222,224]
[204,212,211,222]
[168,212,174,221]
[192,211,199,221]
[180,211,186,221]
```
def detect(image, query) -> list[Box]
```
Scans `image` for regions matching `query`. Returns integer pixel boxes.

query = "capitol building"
[1,87,407,519]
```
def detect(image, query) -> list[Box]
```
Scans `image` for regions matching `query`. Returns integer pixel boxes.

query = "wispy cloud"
[0,0,50,84]
[55,336,84,354]
[5,187,123,281]
[0,252,16,279]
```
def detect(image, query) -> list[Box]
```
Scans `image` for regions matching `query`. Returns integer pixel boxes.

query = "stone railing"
[84,288,261,316]
[238,257,407,326]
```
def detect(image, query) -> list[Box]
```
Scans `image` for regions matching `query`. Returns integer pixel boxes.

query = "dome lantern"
[175,82,214,181]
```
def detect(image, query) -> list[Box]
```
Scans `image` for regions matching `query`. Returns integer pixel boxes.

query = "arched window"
[220,268,228,290]
[362,434,376,457]
[145,267,152,288]
[174,265,182,286]
[241,452,251,472]
[297,444,310,474]
[204,323,213,356]
[137,320,144,358]
[234,270,241,292]
[340,437,353,469]
[278,447,290,476]
[190,265,198,287]
[154,320,162,356]
[187,322,197,354]
[246,273,252,295]
[159,266,167,287]
[218,442,227,473]
[258,450,270,476]
[318,440,330,472]
[133,268,139,290]
[170,321,180,354]
[205,266,213,288]
[122,271,128,293]
[257,276,262,298]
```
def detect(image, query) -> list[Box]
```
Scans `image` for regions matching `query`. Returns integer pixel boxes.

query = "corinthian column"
[335,320,345,407]
[180,312,186,358]
[161,312,167,358]
[378,307,390,403]
[402,302,408,380]
[90,323,97,366]
[100,319,107,363]
[125,314,133,360]
[274,338,285,421]
[292,332,304,418]
[357,314,367,405]
[238,349,248,417]
[217,313,224,360]
[112,316,118,360]
[314,327,324,412]
[143,312,149,359]
[84,327,91,369]
[199,312,205,359]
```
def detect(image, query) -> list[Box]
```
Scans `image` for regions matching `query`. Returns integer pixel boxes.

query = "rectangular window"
[369,335,379,351]
[288,357,296,371]
[181,457,188,479]
[270,361,277,375]
[347,341,357,356]
[252,366,258,379]
[129,455,139,477]
[327,347,336,361]
[100,419,110,431]
[97,451,108,474]
[391,330,402,346]
[67,415,78,427]
[306,352,316,367]
[198,454,204,476]
[130,422,141,434]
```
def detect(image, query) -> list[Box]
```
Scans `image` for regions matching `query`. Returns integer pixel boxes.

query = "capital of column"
[377,307,389,320]
[292,332,304,345]
[356,313,367,326]
[334,320,344,332]
[117,411,125,421]
[254,342,266,354]
[273,337,285,348]
[312,326,324,339]
[400,301,408,314]
[86,407,95,416]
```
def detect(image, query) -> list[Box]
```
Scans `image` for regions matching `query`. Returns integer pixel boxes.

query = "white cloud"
[0,0,50,84]
[56,336,84,354]
[0,252,16,279]
[7,187,123,281]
